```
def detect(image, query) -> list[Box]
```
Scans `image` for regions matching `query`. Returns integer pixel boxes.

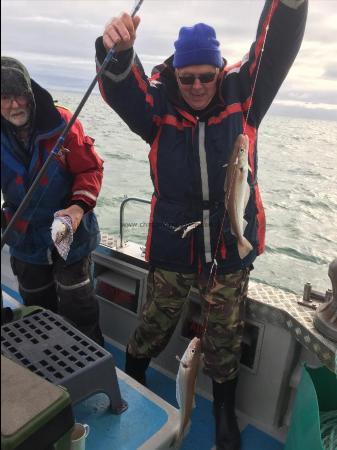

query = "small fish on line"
[170,337,202,448]
[224,134,253,259]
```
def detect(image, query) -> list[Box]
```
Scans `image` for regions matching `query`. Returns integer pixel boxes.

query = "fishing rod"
[1,0,144,250]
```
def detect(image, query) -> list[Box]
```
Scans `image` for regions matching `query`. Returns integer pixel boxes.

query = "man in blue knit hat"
[95,2,307,448]
[172,23,223,111]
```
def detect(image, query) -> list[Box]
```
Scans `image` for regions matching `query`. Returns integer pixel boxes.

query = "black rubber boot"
[213,378,241,450]
[125,350,151,386]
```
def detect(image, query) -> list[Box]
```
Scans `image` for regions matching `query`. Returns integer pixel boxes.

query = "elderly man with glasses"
[95,1,307,448]
[1,57,104,346]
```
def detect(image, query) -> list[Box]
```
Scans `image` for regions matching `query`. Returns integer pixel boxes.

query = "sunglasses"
[177,71,218,85]
[1,95,27,108]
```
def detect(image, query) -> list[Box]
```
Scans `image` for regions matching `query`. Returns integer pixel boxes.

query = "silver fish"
[171,337,202,447]
[51,220,67,245]
[224,134,253,259]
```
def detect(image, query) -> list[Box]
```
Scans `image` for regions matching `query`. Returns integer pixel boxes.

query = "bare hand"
[55,205,84,233]
[103,12,141,53]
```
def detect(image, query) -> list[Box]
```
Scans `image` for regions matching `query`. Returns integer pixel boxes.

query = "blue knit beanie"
[173,23,222,69]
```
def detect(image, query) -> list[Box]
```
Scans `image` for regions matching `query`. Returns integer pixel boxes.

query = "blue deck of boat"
[74,341,284,450]
[2,283,284,450]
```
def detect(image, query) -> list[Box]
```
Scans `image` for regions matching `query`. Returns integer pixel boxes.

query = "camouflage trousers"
[128,267,250,383]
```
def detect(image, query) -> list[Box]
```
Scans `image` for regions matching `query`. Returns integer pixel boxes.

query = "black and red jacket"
[96,0,307,274]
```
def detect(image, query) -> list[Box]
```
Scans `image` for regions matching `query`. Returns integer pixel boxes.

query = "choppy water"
[52,90,337,296]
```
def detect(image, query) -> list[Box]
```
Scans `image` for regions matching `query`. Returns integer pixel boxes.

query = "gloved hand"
[55,204,84,232]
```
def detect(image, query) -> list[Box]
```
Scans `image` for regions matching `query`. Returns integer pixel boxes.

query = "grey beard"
[13,119,33,150]
[13,102,34,148]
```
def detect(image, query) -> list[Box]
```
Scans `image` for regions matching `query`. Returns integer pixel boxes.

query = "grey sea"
[52,90,337,296]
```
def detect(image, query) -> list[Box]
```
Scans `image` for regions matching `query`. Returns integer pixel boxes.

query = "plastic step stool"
[1,309,127,414]
[1,355,74,450]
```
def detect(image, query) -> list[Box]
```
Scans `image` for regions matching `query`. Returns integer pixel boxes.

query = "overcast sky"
[2,0,337,120]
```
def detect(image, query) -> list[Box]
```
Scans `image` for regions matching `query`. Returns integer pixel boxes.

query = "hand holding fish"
[55,204,84,232]
[103,12,141,52]
[51,214,74,261]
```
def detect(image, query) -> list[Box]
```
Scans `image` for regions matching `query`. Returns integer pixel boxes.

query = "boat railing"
[119,197,151,247]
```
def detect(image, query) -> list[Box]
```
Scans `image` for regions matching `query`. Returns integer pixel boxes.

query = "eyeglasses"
[1,95,27,108]
[177,72,218,85]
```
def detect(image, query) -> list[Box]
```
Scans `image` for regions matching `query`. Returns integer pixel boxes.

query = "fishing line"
[1,0,144,250]
[243,0,276,133]
[202,0,276,337]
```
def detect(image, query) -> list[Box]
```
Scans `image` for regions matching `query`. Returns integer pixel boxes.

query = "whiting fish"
[171,337,202,448]
[224,134,253,259]
[51,219,67,245]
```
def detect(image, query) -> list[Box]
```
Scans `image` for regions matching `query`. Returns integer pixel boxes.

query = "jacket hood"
[1,56,63,136]
[1,78,63,138]
[1,57,32,98]
[1,57,36,132]
[31,79,63,136]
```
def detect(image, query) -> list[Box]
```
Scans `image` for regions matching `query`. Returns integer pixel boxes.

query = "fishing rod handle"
[102,0,144,68]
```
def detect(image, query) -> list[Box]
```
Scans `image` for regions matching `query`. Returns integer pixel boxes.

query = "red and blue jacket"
[96,0,307,274]
[1,80,103,264]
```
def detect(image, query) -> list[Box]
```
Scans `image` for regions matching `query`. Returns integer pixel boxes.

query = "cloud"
[274,99,337,111]
[270,101,337,121]
[323,64,337,80]
[1,0,337,120]
[11,14,101,29]
[14,16,73,25]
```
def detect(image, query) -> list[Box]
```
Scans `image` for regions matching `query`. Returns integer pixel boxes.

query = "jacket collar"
[31,79,64,137]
